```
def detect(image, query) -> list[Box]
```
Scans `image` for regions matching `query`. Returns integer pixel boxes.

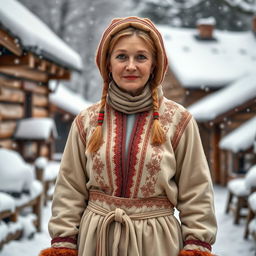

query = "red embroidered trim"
[124,112,148,197]
[172,111,192,151]
[51,237,77,245]
[113,111,124,196]
[75,115,86,147]
[89,190,173,209]
[184,240,212,251]
[105,104,114,191]
[133,115,152,197]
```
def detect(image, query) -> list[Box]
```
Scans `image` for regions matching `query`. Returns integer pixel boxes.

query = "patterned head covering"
[96,16,168,88]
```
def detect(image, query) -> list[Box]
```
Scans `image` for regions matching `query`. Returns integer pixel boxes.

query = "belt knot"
[114,208,125,223]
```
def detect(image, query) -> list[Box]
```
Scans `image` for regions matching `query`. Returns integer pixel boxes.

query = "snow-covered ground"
[0,185,255,256]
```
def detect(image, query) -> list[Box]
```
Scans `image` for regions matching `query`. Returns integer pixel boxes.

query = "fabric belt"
[87,195,174,256]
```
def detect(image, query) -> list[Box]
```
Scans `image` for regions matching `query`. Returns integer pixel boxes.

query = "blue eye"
[137,55,147,60]
[116,54,127,60]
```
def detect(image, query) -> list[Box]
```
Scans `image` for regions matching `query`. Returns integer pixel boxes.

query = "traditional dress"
[48,96,217,256]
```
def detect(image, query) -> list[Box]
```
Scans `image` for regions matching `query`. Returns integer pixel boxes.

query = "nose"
[126,58,136,71]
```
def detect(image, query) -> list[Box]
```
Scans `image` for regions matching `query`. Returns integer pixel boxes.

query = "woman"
[40,17,217,256]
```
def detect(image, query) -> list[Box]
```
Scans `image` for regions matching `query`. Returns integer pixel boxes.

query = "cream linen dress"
[49,97,217,256]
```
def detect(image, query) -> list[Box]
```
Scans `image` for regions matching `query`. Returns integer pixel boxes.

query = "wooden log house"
[159,16,256,107]
[219,117,256,184]
[188,74,256,184]
[0,0,82,157]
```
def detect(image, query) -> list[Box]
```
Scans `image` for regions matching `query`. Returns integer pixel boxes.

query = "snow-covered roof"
[49,82,92,115]
[0,0,83,71]
[187,73,256,121]
[196,17,216,26]
[219,117,256,153]
[14,118,58,140]
[158,25,256,88]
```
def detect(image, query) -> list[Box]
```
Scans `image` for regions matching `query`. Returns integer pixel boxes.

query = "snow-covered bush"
[0,149,34,195]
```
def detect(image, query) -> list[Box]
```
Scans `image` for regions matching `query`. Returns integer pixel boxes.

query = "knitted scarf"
[107,81,153,114]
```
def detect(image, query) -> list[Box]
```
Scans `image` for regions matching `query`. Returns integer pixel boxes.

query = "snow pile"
[187,73,256,121]
[19,214,36,239]
[249,219,256,237]
[44,161,60,181]
[14,118,58,140]
[158,25,256,87]
[219,117,256,153]
[14,181,43,208]
[196,17,216,25]
[227,165,256,196]
[35,157,48,170]
[0,220,22,243]
[249,192,256,212]
[0,0,82,71]
[245,165,256,191]
[49,82,92,115]
[227,178,250,196]
[0,149,34,194]
[0,193,15,213]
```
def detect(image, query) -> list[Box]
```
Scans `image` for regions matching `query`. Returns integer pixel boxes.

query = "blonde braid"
[87,81,109,153]
[151,86,166,145]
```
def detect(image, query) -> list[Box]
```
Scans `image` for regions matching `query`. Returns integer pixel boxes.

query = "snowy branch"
[223,0,256,14]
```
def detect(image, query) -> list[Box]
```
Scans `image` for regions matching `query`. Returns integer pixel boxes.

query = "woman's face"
[109,35,154,96]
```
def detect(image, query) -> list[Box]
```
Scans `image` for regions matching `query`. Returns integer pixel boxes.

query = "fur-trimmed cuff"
[39,247,78,256]
[178,250,214,256]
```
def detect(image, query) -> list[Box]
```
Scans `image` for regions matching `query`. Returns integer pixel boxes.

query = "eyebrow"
[113,49,150,54]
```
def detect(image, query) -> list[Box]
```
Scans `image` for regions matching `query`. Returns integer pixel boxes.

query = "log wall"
[0,76,49,149]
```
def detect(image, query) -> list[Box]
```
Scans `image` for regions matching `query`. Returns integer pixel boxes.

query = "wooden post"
[209,126,221,183]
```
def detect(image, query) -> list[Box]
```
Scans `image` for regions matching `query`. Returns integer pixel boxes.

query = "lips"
[123,75,139,80]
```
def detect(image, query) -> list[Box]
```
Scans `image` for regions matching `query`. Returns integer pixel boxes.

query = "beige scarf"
[107,81,153,114]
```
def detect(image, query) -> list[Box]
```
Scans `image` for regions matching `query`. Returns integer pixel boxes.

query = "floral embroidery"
[139,100,177,197]
[92,152,109,191]
[89,190,173,209]
[159,101,178,130]
[140,145,163,197]
[88,103,100,127]
[172,110,192,150]
[75,114,86,147]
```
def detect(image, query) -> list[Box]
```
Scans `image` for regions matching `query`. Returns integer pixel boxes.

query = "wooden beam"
[0,66,49,82]
[0,76,22,89]
[0,121,16,139]
[0,139,16,149]
[50,69,71,80]
[0,103,24,120]
[0,86,24,103]
[0,29,22,56]
[23,81,49,94]
[0,52,37,68]
[49,63,57,75]
[209,126,221,183]
[33,94,49,107]
[32,107,49,117]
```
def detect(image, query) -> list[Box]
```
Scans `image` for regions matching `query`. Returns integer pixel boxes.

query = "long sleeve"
[48,115,89,249]
[174,116,217,253]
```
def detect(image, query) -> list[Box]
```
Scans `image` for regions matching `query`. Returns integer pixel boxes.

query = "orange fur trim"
[39,247,78,256]
[178,250,214,256]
